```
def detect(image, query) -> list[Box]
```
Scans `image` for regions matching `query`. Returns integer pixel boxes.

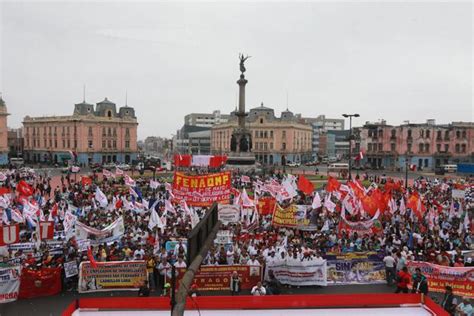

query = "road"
[0,284,446,316]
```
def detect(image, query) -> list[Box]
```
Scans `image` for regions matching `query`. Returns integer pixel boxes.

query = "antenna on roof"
[286,90,289,111]
[125,90,128,106]
[83,84,86,103]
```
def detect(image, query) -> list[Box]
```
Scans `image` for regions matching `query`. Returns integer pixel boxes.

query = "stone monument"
[226,54,256,168]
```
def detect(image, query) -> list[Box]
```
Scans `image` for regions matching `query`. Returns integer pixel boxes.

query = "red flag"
[174,154,191,167]
[18,267,62,299]
[17,180,33,197]
[0,187,10,195]
[326,176,341,192]
[209,156,227,168]
[298,175,314,195]
[81,176,92,186]
[87,247,98,268]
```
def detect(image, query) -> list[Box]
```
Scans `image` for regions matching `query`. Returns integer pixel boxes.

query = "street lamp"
[342,113,360,180]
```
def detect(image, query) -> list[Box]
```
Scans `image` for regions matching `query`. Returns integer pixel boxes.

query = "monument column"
[236,75,248,130]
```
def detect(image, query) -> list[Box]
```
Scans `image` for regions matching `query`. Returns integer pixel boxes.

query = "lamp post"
[342,113,360,180]
[405,151,410,189]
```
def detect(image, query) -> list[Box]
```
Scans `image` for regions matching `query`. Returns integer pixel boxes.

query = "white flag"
[148,208,160,230]
[312,192,322,209]
[95,187,108,208]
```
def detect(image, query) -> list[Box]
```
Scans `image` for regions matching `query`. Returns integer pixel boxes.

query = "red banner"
[172,172,231,206]
[257,197,276,216]
[407,261,474,298]
[18,267,62,299]
[177,265,262,291]
[0,225,20,246]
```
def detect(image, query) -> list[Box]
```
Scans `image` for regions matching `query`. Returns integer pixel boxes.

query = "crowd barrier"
[61,293,448,316]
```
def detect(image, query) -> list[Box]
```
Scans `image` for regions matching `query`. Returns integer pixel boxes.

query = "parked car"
[305,161,319,166]
[116,163,131,171]
[287,162,301,167]
[103,162,116,170]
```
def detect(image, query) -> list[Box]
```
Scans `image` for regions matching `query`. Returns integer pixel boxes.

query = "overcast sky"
[1,1,472,139]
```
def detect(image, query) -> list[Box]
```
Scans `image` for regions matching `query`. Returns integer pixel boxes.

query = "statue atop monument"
[239,53,251,74]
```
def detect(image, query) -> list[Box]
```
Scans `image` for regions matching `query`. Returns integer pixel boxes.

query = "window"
[264,131,268,138]
[368,143,372,152]
[49,139,52,147]
[63,140,65,148]
[48,126,52,135]
[74,126,77,136]
[74,140,77,149]
[456,131,461,138]
[125,128,130,137]
[407,143,412,152]
[270,131,273,138]
[264,143,268,150]
[102,128,106,137]
[391,129,396,137]
[419,143,424,153]
[282,131,286,138]
[282,142,286,150]
[107,140,111,148]
[66,126,70,135]
[113,140,117,148]
[113,128,117,136]
[378,130,383,137]
[436,144,441,152]
[425,143,430,152]
[462,130,467,138]
[67,140,70,148]
[44,139,47,147]
[54,140,57,148]
[260,118,263,124]
[444,144,449,152]
[54,127,57,136]
[461,144,466,153]
[270,142,273,150]
[444,130,449,140]
[455,144,460,153]
[102,140,106,148]
[426,130,430,138]
[88,127,93,137]
[407,130,412,137]
[391,143,396,151]
[125,140,130,149]
[378,143,382,151]
[437,130,442,140]
[420,130,424,138]
[108,128,111,136]
[107,110,112,118]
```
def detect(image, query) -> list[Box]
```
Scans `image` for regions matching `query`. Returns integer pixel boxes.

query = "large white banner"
[75,217,125,243]
[266,259,327,286]
[0,266,21,304]
[218,204,240,224]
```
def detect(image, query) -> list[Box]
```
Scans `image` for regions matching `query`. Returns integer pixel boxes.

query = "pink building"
[0,96,9,165]
[355,119,474,170]
[23,98,138,165]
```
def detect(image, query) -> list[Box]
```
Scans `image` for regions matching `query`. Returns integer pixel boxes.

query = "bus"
[328,163,349,173]
[441,164,457,173]
[9,157,24,167]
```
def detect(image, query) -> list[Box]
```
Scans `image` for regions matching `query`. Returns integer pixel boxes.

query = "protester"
[251,281,266,296]
[411,268,428,295]
[395,267,411,293]
[456,297,473,316]
[441,286,456,315]
[138,280,150,297]
[229,271,241,295]
[383,251,396,286]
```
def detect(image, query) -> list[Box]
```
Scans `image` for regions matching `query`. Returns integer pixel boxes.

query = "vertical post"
[170,265,176,315]
[405,153,409,189]
[348,116,352,180]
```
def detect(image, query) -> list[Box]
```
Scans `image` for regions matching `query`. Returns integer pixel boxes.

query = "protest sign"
[451,189,465,199]
[325,252,386,285]
[165,239,187,253]
[177,265,261,291]
[75,217,125,244]
[272,204,317,230]
[407,261,474,298]
[0,225,20,246]
[266,259,327,286]
[0,266,21,304]
[172,172,231,206]
[78,261,147,293]
[18,267,62,299]
[64,261,79,278]
[218,204,240,224]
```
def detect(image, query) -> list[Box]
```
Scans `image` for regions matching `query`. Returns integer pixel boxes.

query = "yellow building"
[211,103,312,165]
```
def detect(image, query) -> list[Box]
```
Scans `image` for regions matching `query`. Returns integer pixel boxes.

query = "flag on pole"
[95,187,108,208]
[311,192,322,209]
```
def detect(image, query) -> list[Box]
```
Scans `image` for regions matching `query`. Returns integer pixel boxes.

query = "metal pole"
[348,117,352,180]
[170,266,176,316]
[405,153,409,189]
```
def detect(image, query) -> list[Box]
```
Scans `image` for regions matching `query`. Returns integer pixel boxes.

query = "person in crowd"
[229,271,241,295]
[456,297,473,316]
[383,251,396,286]
[395,267,411,293]
[138,280,150,297]
[441,286,456,315]
[411,268,428,295]
[251,281,267,296]
[265,270,282,295]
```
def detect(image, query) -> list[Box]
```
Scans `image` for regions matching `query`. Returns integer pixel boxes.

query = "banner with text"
[324,252,386,285]
[78,261,147,293]
[407,261,474,298]
[177,265,261,291]
[18,267,62,299]
[218,204,240,224]
[173,172,231,206]
[257,197,276,216]
[266,259,327,286]
[272,204,317,230]
[0,266,21,304]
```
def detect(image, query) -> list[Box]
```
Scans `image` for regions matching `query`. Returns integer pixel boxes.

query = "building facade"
[0,97,9,165]
[8,128,23,158]
[304,115,345,160]
[23,98,138,165]
[184,111,230,128]
[211,103,313,165]
[355,119,474,170]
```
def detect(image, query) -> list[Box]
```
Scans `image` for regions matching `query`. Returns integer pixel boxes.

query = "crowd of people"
[0,165,472,314]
